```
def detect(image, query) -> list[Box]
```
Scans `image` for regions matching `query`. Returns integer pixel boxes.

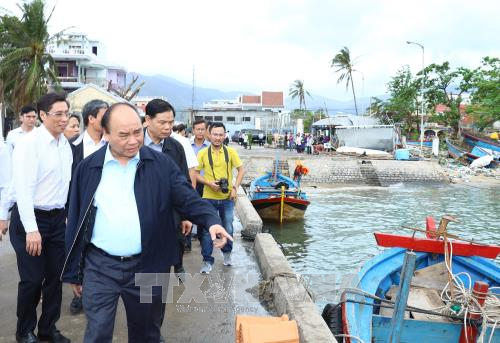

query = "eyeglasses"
[46,111,70,118]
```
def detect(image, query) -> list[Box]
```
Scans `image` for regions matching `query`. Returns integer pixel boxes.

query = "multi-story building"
[47,33,126,92]
[194,91,286,133]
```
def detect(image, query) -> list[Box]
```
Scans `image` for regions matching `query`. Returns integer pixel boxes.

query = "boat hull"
[251,197,309,221]
[339,248,500,343]
[445,138,478,162]
[462,131,500,153]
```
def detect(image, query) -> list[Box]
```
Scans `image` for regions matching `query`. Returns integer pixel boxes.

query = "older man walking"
[62,103,231,342]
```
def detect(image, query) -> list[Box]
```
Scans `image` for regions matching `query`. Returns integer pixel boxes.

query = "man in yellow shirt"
[195,122,245,273]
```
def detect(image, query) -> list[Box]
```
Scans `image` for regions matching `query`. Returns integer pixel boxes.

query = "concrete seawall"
[240,154,447,186]
[254,233,337,343]
[234,183,263,239]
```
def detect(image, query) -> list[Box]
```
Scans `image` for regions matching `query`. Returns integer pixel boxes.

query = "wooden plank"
[411,262,449,290]
[407,288,448,322]
[381,286,409,319]
[388,251,416,343]
[385,285,448,322]
[374,232,500,258]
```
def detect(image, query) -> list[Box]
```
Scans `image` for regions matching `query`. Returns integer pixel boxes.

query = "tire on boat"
[321,303,343,341]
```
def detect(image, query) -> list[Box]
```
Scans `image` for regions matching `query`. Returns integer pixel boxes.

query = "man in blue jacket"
[61,102,231,342]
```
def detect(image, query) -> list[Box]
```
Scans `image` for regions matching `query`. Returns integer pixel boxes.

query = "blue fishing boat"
[462,131,500,153]
[322,217,500,343]
[248,171,310,222]
[445,138,478,163]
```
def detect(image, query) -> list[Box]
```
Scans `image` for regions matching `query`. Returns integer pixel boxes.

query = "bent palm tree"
[289,79,311,113]
[0,0,63,113]
[331,47,359,115]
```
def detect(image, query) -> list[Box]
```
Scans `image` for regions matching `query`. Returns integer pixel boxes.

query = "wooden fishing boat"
[445,138,479,162]
[322,216,500,342]
[462,131,500,153]
[248,171,310,222]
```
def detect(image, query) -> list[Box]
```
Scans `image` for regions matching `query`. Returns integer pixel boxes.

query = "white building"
[47,33,126,92]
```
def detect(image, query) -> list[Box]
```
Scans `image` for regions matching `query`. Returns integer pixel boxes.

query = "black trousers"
[9,205,66,336]
[82,247,163,343]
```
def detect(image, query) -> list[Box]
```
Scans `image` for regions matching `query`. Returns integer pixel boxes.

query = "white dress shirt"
[0,140,11,199]
[11,125,73,232]
[82,130,107,158]
[171,131,198,169]
[6,126,31,153]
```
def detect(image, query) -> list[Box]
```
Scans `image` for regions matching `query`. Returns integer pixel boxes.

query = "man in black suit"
[68,99,108,315]
[62,103,231,342]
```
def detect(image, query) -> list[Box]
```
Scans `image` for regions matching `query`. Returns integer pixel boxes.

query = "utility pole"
[190,65,195,125]
[407,41,425,155]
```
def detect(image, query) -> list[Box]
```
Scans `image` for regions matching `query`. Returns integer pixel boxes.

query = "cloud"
[2,0,499,101]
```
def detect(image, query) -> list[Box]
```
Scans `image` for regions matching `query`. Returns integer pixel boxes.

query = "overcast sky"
[2,0,499,100]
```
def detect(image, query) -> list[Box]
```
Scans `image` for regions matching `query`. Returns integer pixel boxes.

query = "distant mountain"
[130,73,243,109]
[130,72,387,115]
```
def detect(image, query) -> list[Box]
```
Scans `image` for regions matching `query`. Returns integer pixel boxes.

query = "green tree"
[367,97,385,117]
[467,57,500,130]
[383,66,419,136]
[290,109,317,132]
[288,79,311,113]
[0,0,63,113]
[418,62,474,134]
[331,46,359,115]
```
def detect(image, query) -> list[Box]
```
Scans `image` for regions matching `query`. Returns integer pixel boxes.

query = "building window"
[204,116,213,121]
[214,116,223,121]
[243,117,251,122]
[194,116,203,121]
[226,116,235,122]
[92,46,98,55]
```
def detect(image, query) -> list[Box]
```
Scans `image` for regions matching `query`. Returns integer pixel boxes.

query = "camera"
[216,178,229,193]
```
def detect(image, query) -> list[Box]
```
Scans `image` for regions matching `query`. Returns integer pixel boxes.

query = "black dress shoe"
[16,331,39,343]
[37,330,70,343]
[69,295,83,315]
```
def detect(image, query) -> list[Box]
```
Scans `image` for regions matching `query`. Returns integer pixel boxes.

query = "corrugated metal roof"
[312,115,379,127]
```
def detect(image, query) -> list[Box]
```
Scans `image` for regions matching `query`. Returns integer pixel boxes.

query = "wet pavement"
[0,219,272,343]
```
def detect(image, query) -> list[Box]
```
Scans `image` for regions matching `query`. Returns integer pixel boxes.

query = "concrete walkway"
[0,219,271,343]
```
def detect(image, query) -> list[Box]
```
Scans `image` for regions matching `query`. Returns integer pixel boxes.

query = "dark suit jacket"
[161,136,189,180]
[61,144,221,284]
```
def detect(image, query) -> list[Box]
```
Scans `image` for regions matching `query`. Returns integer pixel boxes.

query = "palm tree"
[331,46,359,115]
[0,0,63,113]
[289,79,311,113]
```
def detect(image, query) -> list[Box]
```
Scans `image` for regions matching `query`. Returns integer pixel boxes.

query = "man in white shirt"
[6,105,37,153]
[0,106,38,213]
[171,125,198,187]
[2,93,73,343]
[0,139,10,241]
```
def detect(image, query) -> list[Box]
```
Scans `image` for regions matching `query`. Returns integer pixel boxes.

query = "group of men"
[0,93,244,343]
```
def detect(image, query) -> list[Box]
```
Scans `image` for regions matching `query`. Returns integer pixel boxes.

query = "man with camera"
[195,122,245,273]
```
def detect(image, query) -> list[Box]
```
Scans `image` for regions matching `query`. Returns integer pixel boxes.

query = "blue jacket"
[61,144,221,284]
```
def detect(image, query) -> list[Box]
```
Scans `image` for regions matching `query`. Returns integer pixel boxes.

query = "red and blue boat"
[323,217,500,342]
[248,171,310,222]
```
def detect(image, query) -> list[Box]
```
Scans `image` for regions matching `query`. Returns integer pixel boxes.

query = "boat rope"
[436,239,500,343]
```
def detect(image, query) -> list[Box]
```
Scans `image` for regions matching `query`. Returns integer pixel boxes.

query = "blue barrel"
[395,149,410,160]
